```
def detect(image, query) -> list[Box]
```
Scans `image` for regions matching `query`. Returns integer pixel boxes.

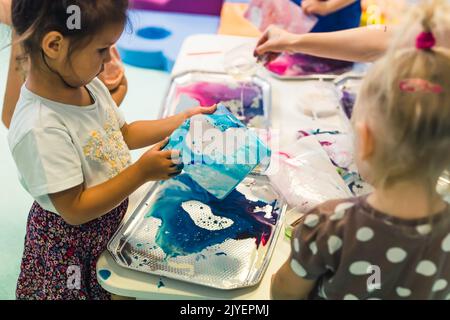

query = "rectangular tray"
[268,63,368,81]
[108,173,287,290]
[160,71,272,129]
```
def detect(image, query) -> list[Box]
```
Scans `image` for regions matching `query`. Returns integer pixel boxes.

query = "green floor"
[0,24,171,299]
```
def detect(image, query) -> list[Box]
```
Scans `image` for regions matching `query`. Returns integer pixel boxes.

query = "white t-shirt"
[8,78,132,214]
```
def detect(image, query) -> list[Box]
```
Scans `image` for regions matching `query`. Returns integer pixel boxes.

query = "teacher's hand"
[254,25,296,64]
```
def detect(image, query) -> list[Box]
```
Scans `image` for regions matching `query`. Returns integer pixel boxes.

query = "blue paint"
[164,104,271,199]
[195,254,207,262]
[215,252,227,256]
[117,10,220,71]
[145,174,279,258]
[158,278,165,288]
[99,269,111,281]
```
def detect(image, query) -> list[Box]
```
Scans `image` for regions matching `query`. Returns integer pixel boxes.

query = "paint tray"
[163,104,271,200]
[107,173,287,290]
[160,71,272,129]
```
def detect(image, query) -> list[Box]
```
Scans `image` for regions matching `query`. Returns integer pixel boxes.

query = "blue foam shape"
[117,10,220,71]
[164,104,271,199]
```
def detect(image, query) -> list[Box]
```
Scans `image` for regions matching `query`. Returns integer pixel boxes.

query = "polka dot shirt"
[289,196,450,300]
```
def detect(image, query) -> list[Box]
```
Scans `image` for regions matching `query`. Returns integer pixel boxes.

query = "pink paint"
[277,152,291,159]
[131,0,225,16]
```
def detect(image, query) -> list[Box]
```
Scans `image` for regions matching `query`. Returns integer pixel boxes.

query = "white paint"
[181,201,234,231]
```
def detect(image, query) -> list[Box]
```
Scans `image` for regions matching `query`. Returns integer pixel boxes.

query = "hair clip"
[416,31,436,50]
[399,78,443,94]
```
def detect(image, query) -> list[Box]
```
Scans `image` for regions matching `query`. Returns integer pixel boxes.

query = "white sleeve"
[91,77,126,128]
[110,101,126,128]
[11,127,84,197]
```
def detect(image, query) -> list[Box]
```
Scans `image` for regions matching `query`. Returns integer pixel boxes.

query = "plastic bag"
[244,0,318,34]
[267,136,352,213]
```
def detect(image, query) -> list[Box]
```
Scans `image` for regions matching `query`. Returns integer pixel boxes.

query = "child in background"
[272,0,450,300]
[9,0,215,300]
[292,0,362,32]
[1,0,127,129]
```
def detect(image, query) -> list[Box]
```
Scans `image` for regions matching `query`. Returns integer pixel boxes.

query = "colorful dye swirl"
[145,174,279,258]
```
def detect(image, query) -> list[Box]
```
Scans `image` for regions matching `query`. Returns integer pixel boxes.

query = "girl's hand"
[302,0,331,16]
[254,25,296,64]
[136,138,183,181]
[184,104,217,119]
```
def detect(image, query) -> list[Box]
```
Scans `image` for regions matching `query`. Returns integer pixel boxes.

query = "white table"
[96,34,358,299]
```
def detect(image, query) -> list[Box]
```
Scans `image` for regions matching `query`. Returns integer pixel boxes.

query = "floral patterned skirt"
[16,199,128,300]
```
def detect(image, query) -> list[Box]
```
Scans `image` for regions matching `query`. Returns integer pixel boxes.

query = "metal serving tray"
[160,71,272,129]
[108,173,287,290]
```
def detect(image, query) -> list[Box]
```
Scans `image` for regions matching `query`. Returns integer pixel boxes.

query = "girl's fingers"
[153,137,170,151]
[165,150,180,161]
[189,104,217,117]
[200,104,217,114]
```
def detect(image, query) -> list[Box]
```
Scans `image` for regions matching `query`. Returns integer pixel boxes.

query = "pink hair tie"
[416,31,436,50]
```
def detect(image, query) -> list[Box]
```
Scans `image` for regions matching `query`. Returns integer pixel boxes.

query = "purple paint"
[341,90,357,119]
[175,81,265,126]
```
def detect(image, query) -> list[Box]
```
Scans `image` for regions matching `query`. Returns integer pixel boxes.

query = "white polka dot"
[329,211,345,221]
[432,279,448,292]
[349,261,372,275]
[293,238,300,253]
[386,247,407,263]
[344,294,359,300]
[416,224,432,235]
[367,298,381,300]
[331,202,354,221]
[335,202,355,214]
[328,236,342,255]
[356,227,374,242]
[309,241,318,255]
[416,260,437,276]
[442,233,450,252]
[396,287,411,297]
[304,214,319,228]
[446,293,450,300]
[290,259,307,277]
